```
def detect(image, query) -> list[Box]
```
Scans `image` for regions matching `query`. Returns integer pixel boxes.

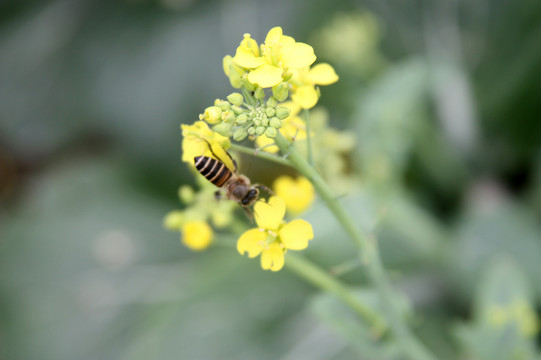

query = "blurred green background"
[1,0,541,359]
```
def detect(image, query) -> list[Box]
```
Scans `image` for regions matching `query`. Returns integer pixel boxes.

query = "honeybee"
[194,141,272,211]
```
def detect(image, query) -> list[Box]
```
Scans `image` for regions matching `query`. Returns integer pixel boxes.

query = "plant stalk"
[274,132,437,360]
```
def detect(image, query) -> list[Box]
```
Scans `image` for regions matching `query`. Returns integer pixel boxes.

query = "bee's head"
[241,187,260,207]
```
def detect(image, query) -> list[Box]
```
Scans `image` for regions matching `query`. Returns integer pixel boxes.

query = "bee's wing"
[210,143,237,173]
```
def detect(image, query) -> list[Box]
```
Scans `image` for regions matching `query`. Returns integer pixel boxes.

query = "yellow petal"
[260,242,285,271]
[265,27,283,45]
[254,196,286,230]
[308,63,339,85]
[279,219,313,250]
[181,137,208,164]
[233,47,265,69]
[247,64,283,88]
[281,42,316,69]
[210,143,236,172]
[255,134,279,154]
[237,228,266,258]
[182,221,213,251]
[291,85,318,109]
[273,176,315,215]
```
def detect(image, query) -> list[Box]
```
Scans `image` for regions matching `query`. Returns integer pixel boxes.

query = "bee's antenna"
[255,184,274,196]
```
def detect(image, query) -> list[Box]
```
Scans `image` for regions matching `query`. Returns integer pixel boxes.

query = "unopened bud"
[214,99,231,110]
[236,114,248,125]
[276,106,291,120]
[255,126,266,136]
[265,127,277,138]
[178,185,195,204]
[231,105,244,115]
[228,63,245,89]
[243,77,256,92]
[227,93,244,107]
[272,82,289,102]
[233,128,248,141]
[247,127,256,135]
[222,109,236,123]
[282,71,293,82]
[254,87,265,100]
[201,106,222,125]
[266,97,278,108]
[213,122,233,137]
[269,117,282,128]
[163,211,185,230]
[265,108,276,117]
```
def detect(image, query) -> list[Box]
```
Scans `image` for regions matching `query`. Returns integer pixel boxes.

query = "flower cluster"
[164,180,237,251]
[196,27,338,146]
[200,94,291,141]
[165,27,337,271]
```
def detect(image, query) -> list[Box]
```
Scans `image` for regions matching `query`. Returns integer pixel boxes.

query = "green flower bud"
[178,185,195,204]
[200,106,222,125]
[276,106,291,120]
[269,117,282,128]
[163,210,185,230]
[236,113,248,125]
[282,71,293,82]
[231,105,244,115]
[222,109,236,123]
[254,87,265,100]
[243,77,256,92]
[272,82,289,102]
[233,128,248,142]
[247,127,256,135]
[265,127,277,138]
[254,119,261,126]
[266,97,278,108]
[228,64,245,89]
[227,93,244,107]
[213,122,233,137]
[262,117,269,127]
[265,108,276,117]
[255,126,266,136]
[214,100,231,110]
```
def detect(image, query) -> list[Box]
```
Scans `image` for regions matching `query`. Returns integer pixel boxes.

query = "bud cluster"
[199,92,291,141]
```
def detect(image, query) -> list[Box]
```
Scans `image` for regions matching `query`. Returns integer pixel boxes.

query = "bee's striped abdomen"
[194,156,232,187]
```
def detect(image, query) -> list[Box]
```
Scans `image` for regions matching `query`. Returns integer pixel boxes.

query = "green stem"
[229,143,291,167]
[302,109,314,166]
[286,253,386,336]
[274,132,437,360]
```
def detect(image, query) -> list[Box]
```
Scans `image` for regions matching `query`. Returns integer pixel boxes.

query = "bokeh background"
[1,0,541,359]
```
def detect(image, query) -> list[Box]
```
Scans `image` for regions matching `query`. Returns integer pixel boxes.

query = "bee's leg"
[255,184,274,196]
[242,206,255,223]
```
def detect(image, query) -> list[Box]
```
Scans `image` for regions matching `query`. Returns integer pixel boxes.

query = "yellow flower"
[290,64,339,109]
[181,121,231,165]
[182,221,213,251]
[273,175,315,215]
[232,27,317,88]
[237,196,314,271]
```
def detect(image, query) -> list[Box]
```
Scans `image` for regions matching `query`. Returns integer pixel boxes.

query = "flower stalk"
[274,132,437,360]
[285,252,386,335]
